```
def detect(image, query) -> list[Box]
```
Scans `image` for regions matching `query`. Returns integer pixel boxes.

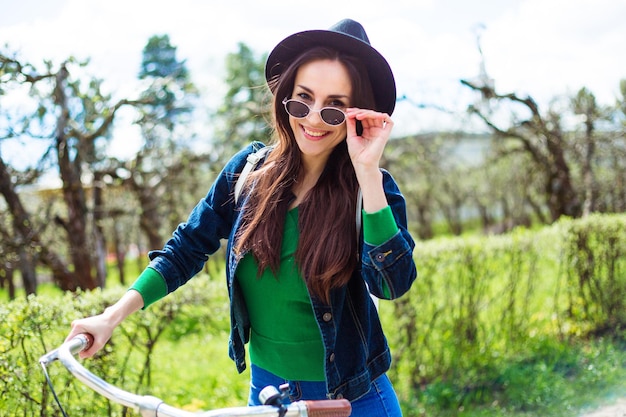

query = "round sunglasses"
[282,98,347,126]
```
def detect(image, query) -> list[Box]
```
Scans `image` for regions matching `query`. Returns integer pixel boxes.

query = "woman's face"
[288,59,352,164]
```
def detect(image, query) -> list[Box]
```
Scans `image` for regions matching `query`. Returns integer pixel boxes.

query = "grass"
[395,336,626,417]
[148,331,251,411]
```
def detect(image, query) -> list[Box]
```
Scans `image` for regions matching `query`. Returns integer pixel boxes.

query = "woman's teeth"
[304,127,326,137]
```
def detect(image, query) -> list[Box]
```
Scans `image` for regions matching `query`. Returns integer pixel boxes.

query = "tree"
[571,88,607,216]
[212,42,271,159]
[128,34,200,251]
[604,79,626,212]
[462,78,581,223]
[0,51,141,291]
[383,133,468,239]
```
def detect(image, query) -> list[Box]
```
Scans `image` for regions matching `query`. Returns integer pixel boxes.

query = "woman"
[67,19,416,417]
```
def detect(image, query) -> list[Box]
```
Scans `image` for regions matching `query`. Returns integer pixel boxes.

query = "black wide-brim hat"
[265,19,396,116]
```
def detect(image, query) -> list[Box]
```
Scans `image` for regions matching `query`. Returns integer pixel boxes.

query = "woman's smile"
[301,125,331,139]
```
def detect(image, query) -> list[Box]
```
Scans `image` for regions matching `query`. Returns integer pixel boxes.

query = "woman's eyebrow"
[294,85,350,100]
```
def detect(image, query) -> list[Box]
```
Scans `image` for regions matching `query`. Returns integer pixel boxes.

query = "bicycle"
[39,334,352,417]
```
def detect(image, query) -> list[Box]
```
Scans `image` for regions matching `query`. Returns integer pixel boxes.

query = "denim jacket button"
[336,393,344,399]
[375,253,385,262]
[329,352,335,362]
[322,312,332,322]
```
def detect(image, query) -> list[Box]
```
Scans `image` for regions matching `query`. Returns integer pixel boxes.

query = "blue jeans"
[248,364,402,416]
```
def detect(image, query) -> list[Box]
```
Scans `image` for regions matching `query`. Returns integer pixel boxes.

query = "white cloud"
[483,0,626,103]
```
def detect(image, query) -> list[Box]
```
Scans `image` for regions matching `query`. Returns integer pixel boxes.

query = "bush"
[561,214,626,334]
[0,275,227,416]
[385,214,626,415]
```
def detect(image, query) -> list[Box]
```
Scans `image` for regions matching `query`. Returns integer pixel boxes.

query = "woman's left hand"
[345,108,393,173]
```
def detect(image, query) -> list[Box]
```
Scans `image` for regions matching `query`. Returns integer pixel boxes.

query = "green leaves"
[0,274,224,415]
[385,213,626,415]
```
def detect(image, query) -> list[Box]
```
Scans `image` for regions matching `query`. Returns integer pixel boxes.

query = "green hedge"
[386,213,626,412]
[2,214,626,415]
[0,275,227,416]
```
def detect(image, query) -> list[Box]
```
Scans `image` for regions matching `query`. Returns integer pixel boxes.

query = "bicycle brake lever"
[39,348,60,366]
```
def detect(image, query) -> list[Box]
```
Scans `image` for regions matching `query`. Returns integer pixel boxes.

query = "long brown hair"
[234,47,376,303]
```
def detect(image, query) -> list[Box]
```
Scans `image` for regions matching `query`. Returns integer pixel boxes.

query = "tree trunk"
[18,246,37,295]
[581,117,596,216]
[416,203,434,240]
[112,222,127,285]
[0,154,76,290]
[53,64,96,290]
[0,264,16,300]
[545,147,580,221]
[476,201,494,234]
[130,174,165,251]
[139,201,165,251]
[93,172,107,288]
[615,154,626,212]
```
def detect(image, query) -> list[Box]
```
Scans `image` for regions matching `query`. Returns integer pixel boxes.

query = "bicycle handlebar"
[39,334,352,417]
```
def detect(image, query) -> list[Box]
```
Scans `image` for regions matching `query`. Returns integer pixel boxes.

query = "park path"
[579,399,626,417]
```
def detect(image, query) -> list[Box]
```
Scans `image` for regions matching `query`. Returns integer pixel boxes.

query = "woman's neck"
[290,153,327,209]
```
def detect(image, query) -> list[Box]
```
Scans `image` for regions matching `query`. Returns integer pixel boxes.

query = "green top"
[129,205,399,380]
[236,207,325,380]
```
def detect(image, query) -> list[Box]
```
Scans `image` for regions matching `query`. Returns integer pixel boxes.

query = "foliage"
[138,34,196,130]
[211,42,272,159]
[561,214,626,333]
[128,33,204,251]
[0,271,228,416]
[2,214,626,415]
[385,213,626,416]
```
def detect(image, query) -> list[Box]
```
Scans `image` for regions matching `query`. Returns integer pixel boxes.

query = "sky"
[1,0,625,160]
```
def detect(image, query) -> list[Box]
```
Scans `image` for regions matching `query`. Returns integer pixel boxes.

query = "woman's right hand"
[66,313,116,359]
[65,289,145,359]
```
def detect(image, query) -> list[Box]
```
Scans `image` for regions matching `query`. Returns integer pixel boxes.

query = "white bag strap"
[234,146,271,204]
[356,187,362,245]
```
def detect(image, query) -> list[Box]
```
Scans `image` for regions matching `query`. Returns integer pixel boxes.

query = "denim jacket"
[148,142,417,401]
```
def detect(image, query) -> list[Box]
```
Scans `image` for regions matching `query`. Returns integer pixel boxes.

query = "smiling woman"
[66,18,416,417]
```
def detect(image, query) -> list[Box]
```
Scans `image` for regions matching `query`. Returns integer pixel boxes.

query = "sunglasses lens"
[285,100,309,118]
[320,108,345,125]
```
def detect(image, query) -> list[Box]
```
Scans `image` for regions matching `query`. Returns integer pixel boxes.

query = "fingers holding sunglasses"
[345,109,392,169]
[346,108,393,135]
